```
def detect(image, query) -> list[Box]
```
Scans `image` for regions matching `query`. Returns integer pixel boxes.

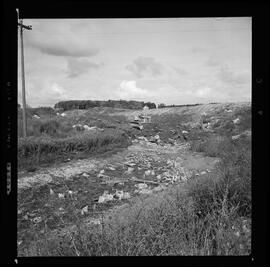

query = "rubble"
[135,183,148,190]
[98,191,115,203]
[232,118,241,124]
[81,206,88,215]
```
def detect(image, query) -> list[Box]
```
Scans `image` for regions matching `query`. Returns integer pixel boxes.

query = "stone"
[32,217,42,223]
[49,188,54,195]
[58,193,65,199]
[233,118,240,124]
[140,189,152,194]
[135,183,148,190]
[126,167,134,174]
[144,170,151,176]
[82,172,90,178]
[200,171,207,175]
[81,206,88,215]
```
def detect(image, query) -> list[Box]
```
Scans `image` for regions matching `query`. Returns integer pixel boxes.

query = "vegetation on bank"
[21,133,251,256]
[18,103,251,256]
[18,129,131,171]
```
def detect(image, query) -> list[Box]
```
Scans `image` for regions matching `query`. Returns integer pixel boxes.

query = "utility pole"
[18,15,32,137]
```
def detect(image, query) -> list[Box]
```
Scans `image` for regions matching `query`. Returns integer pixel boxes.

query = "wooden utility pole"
[18,17,32,137]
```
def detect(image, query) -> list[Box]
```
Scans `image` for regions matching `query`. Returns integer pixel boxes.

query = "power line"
[82,28,250,36]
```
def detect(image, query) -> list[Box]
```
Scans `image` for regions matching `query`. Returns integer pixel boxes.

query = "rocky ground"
[17,137,219,255]
[17,102,250,255]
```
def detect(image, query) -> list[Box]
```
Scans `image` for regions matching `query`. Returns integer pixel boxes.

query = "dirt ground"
[17,137,219,255]
[17,102,250,255]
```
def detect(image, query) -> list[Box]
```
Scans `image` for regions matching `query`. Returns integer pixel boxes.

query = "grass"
[21,133,251,256]
[18,104,251,256]
[18,129,131,171]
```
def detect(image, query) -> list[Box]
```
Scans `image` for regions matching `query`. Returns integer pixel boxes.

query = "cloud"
[126,57,165,78]
[217,67,250,85]
[117,80,148,100]
[193,87,213,98]
[25,20,100,58]
[191,47,205,54]
[173,66,189,75]
[205,58,220,67]
[31,42,99,58]
[67,58,104,78]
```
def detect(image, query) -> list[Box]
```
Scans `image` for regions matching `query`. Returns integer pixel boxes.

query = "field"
[17,102,251,256]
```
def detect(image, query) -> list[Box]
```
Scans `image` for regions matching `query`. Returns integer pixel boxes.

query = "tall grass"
[25,135,251,256]
[18,129,130,171]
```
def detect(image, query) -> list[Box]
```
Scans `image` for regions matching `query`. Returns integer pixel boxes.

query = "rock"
[58,193,65,199]
[98,191,115,203]
[82,173,89,178]
[135,183,148,190]
[140,189,152,194]
[233,118,240,124]
[100,170,105,174]
[144,170,151,176]
[33,114,40,119]
[200,171,207,175]
[151,170,155,176]
[156,175,162,181]
[49,188,54,195]
[226,109,233,113]
[182,130,188,134]
[108,166,116,171]
[81,206,88,215]
[68,190,74,195]
[232,134,241,140]
[126,167,134,174]
[60,113,66,117]
[32,217,42,223]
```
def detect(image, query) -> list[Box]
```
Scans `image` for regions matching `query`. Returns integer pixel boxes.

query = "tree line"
[54,100,157,111]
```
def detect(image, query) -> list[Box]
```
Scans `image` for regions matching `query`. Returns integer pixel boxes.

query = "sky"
[18,17,251,107]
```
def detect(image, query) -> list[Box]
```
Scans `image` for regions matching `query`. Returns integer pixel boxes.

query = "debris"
[108,166,116,171]
[49,188,54,195]
[68,190,74,195]
[232,134,241,140]
[200,171,207,175]
[98,191,115,203]
[33,114,40,119]
[156,175,162,181]
[135,183,148,190]
[58,193,65,199]
[182,130,188,134]
[139,188,152,194]
[151,170,155,176]
[81,206,88,215]
[60,113,66,117]
[82,172,90,178]
[126,167,134,174]
[32,216,42,223]
[226,109,233,113]
[232,118,240,124]
[144,170,151,176]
